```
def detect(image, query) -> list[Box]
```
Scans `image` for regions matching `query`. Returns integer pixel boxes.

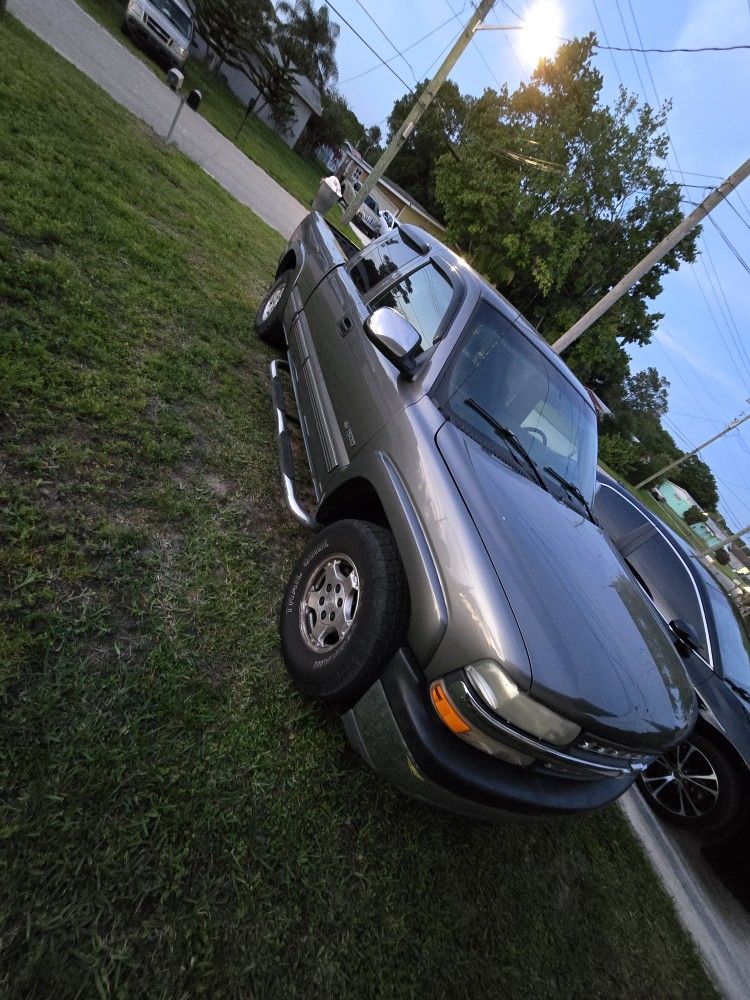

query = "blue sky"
[325,0,750,530]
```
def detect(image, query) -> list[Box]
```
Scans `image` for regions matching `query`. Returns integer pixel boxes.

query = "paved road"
[8,0,308,239]
[621,790,750,1000]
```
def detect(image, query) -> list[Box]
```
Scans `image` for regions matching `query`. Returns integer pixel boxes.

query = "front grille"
[145,14,170,43]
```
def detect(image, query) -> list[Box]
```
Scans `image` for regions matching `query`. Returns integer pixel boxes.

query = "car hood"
[436,423,696,750]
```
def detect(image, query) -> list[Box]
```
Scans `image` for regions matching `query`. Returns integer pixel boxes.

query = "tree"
[297,89,369,158]
[435,36,698,362]
[684,505,708,525]
[193,0,275,76]
[672,455,719,511]
[386,80,469,220]
[276,0,339,93]
[622,368,670,419]
[714,548,731,566]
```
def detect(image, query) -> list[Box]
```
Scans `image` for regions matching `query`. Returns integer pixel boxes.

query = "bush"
[684,505,708,525]
[714,548,731,565]
[598,433,641,478]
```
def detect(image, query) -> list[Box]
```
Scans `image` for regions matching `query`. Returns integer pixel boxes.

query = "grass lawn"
[73,0,355,234]
[0,14,716,1000]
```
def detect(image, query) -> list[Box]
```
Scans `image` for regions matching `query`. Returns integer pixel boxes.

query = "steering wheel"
[525,426,548,447]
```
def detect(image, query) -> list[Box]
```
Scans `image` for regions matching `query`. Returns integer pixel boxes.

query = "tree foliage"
[684,505,708,525]
[386,80,469,220]
[276,0,339,93]
[297,88,369,158]
[435,35,698,361]
[671,456,719,511]
[193,0,276,76]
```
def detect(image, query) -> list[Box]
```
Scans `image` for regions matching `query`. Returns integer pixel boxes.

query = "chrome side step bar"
[270,359,318,531]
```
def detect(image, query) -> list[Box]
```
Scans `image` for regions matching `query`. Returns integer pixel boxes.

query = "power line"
[320,0,416,95]
[596,43,750,54]
[339,15,459,85]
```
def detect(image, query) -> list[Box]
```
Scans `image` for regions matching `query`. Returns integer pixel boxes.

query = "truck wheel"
[280,519,408,705]
[255,270,293,349]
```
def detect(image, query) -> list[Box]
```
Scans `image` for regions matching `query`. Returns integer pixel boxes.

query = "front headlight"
[128,0,145,17]
[175,43,188,58]
[465,660,581,746]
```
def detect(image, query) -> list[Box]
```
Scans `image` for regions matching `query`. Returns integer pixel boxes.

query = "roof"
[291,70,322,117]
[341,142,445,231]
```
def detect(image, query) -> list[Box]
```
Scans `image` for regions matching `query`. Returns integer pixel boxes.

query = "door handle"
[338,316,353,336]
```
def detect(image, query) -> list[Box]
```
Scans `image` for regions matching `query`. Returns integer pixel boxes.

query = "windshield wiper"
[463,397,549,493]
[543,466,595,521]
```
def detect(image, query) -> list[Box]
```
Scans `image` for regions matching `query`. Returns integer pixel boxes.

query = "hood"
[436,423,696,751]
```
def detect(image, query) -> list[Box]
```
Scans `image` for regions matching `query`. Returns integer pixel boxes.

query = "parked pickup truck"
[255,213,696,820]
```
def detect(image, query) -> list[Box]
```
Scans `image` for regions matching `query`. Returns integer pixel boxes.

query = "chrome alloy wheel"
[640,741,720,819]
[261,284,285,321]
[299,553,360,652]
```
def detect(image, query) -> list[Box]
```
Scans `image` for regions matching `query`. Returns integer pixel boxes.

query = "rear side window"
[372,263,454,349]
[350,235,419,295]
[594,484,651,541]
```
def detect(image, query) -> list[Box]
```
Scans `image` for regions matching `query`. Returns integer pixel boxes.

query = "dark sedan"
[594,472,750,839]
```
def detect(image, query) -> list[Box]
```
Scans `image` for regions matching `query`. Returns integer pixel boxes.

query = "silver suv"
[123,0,194,68]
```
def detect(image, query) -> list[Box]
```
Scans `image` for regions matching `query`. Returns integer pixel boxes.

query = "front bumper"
[343,649,635,820]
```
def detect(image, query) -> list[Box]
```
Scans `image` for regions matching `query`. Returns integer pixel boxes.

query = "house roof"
[291,70,322,117]
[341,142,445,231]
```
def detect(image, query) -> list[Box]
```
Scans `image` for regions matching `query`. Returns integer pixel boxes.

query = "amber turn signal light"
[430,681,470,734]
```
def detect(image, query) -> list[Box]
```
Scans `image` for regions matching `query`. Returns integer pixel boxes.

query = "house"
[332,141,446,238]
[191,35,321,149]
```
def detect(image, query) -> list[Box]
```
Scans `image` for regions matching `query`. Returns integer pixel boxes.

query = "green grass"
[74,0,354,234]
[0,14,716,1000]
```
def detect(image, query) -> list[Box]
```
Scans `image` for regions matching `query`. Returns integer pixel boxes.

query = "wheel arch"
[693,712,750,788]
[275,249,298,280]
[316,461,448,667]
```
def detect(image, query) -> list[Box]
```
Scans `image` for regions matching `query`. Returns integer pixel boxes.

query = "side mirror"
[364,307,421,378]
[669,618,701,658]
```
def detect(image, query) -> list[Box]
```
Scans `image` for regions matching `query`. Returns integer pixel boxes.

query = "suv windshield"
[152,0,192,36]
[442,301,598,501]
[364,196,379,213]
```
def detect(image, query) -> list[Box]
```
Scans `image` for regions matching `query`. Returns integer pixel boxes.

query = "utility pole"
[696,524,750,559]
[341,0,510,226]
[551,156,750,355]
[635,405,750,489]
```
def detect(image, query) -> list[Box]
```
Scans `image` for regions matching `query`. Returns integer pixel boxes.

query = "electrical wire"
[596,43,750,54]
[338,15,459,85]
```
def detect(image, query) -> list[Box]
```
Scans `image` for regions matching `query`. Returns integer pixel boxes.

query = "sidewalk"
[8,0,308,239]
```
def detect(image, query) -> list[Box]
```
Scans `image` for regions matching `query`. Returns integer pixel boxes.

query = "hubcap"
[299,553,360,652]
[641,741,720,819]
[261,284,284,321]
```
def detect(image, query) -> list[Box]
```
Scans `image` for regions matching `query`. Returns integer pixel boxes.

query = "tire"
[255,270,293,349]
[280,519,408,705]
[637,730,746,838]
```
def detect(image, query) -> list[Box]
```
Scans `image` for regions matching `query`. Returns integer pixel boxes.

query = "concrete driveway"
[8,0,308,239]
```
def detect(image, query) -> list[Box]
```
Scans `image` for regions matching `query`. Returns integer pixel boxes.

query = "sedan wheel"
[637,730,745,837]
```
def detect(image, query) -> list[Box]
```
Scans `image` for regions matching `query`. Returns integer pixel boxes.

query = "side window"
[349,234,420,296]
[372,263,454,349]
[594,485,651,542]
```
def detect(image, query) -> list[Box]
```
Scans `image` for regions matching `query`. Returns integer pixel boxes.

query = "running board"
[270,359,318,531]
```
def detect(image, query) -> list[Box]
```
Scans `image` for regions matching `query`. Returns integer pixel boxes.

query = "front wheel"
[280,519,408,705]
[637,730,746,839]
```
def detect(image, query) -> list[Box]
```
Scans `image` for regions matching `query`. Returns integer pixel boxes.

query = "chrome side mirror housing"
[364,307,421,378]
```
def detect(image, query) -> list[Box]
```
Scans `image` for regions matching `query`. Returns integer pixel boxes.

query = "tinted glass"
[705,582,750,688]
[372,264,453,349]
[444,301,597,499]
[594,484,651,541]
[365,195,379,212]
[350,234,419,295]
[154,0,191,35]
